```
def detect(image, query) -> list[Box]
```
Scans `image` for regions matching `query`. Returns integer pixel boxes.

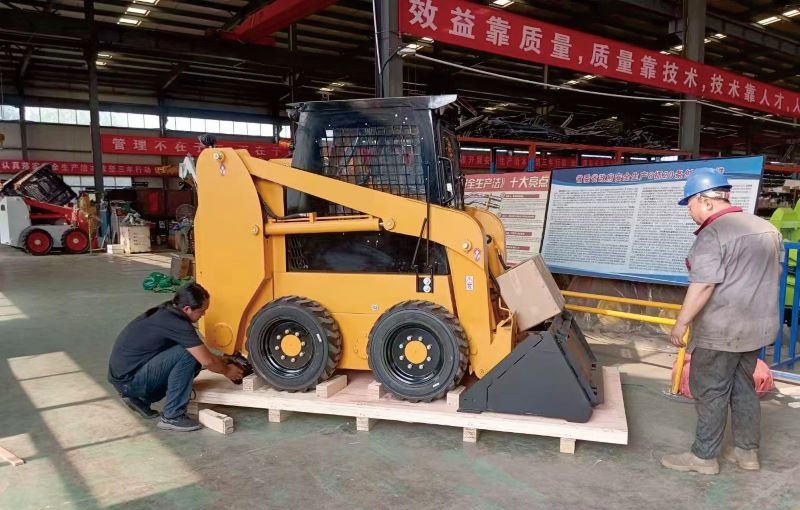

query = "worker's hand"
[224,363,244,383]
[670,321,689,348]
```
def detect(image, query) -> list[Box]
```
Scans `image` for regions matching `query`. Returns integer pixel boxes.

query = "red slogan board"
[0,159,175,177]
[461,153,619,170]
[101,134,290,158]
[400,0,800,119]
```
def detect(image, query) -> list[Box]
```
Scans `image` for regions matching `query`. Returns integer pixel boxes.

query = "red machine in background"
[0,164,93,255]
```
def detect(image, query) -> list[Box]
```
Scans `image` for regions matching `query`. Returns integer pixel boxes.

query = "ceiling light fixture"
[319,87,333,92]
[97,52,112,58]
[582,74,596,80]
[757,16,780,25]
[421,37,434,42]
[96,60,108,66]
[491,0,513,7]
[671,44,683,51]
[133,0,159,4]
[126,6,150,16]
[330,82,346,87]
[784,9,800,17]
[118,17,142,26]
[712,33,727,39]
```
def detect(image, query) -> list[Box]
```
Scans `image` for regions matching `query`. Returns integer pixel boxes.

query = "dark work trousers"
[121,345,201,419]
[689,347,761,459]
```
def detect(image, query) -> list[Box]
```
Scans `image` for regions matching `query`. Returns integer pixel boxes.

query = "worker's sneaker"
[661,452,719,475]
[122,397,159,419]
[157,414,203,432]
[723,447,760,471]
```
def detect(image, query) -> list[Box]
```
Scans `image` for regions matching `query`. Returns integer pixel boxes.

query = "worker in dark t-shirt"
[108,283,244,431]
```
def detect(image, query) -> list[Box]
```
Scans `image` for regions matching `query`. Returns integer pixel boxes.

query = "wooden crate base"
[192,367,627,454]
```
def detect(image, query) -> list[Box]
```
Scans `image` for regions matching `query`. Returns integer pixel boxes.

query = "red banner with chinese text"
[400,0,800,119]
[460,153,618,170]
[100,134,291,158]
[0,159,176,177]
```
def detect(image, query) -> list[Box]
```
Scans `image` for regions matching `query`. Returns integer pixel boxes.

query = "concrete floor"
[1,247,799,510]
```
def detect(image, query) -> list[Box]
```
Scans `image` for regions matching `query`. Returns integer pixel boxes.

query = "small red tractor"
[0,164,92,255]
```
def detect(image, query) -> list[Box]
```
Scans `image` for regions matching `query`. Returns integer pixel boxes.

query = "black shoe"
[122,397,159,419]
[157,414,203,432]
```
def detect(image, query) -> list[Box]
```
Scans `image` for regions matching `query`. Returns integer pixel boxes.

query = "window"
[190,118,205,132]
[165,115,275,137]
[110,112,128,128]
[127,113,145,129]
[76,110,91,125]
[0,105,20,121]
[20,106,161,129]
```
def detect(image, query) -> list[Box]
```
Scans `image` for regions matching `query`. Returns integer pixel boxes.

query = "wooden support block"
[198,409,234,435]
[367,381,386,401]
[463,428,480,443]
[242,374,265,392]
[447,386,466,407]
[560,438,576,454]
[0,446,24,467]
[356,417,377,432]
[268,409,292,423]
[186,401,200,417]
[316,374,348,398]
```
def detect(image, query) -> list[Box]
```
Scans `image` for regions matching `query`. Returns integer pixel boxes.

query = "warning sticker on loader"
[540,156,763,285]
[464,171,551,265]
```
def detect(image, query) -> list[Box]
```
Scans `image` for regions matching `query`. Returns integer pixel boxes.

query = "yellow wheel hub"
[280,334,303,357]
[404,340,428,365]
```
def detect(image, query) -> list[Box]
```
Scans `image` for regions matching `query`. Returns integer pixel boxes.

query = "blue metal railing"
[762,241,800,382]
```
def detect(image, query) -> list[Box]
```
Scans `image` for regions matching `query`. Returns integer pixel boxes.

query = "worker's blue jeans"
[122,345,201,419]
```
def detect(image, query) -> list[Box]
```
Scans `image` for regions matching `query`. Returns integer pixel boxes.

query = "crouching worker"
[108,283,244,431]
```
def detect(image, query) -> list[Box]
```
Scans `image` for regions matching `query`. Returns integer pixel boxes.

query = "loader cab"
[281,96,463,275]
[287,95,464,216]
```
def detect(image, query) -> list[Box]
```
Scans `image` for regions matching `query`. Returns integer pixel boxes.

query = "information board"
[540,157,764,285]
[464,171,551,264]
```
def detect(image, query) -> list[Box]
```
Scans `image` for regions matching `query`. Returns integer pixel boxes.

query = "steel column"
[376,0,402,98]
[678,0,705,158]
[85,0,104,198]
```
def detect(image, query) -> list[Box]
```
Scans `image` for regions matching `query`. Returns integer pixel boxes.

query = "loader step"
[190,367,627,454]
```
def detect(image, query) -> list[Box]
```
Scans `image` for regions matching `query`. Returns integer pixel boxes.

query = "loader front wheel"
[246,297,342,392]
[368,301,468,402]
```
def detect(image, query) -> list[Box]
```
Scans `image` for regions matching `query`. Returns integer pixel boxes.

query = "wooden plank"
[560,437,576,454]
[356,417,377,432]
[367,381,386,400]
[186,401,210,418]
[242,374,265,392]
[447,386,466,407]
[463,428,479,443]
[316,374,348,398]
[193,367,627,447]
[0,446,25,467]
[268,409,292,423]
[198,409,234,435]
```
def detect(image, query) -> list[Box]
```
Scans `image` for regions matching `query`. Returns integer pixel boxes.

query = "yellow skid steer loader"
[194,95,601,422]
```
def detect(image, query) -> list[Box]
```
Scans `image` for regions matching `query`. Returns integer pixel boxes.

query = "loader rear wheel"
[246,296,342,392]
[22,228,53,256]
[368,301,468,403]
[61,228,89,254]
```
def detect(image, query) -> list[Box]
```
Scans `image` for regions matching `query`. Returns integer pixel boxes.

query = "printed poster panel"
[540,157,763,285]
[464,171,551,264]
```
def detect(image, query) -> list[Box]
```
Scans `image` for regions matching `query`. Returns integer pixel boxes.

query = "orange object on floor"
[672,353,775,399]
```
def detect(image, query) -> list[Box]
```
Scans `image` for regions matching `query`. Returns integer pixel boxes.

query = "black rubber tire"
[368,300,468,402]
[61,228,90,254]
[21,228,53,256]
[246,296,342,392]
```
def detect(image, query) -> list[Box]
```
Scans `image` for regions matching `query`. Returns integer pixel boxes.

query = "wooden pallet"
[191,367,627,454]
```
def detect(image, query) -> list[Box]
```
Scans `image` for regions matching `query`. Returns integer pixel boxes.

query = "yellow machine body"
[195,148,514,378]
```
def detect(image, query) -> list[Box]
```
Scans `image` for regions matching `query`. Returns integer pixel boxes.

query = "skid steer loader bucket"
[459,312,602,423]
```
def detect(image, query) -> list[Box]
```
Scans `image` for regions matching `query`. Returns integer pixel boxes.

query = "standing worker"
[108,283,244,431]
[661,167,782,474]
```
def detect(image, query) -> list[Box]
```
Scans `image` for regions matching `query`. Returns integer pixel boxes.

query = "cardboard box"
[170,254,194,279]
[496,254,564,331]
[120,225,151,254]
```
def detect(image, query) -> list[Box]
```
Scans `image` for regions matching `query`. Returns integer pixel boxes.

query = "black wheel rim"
[383,326,443,385]
[258,320,315,377]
